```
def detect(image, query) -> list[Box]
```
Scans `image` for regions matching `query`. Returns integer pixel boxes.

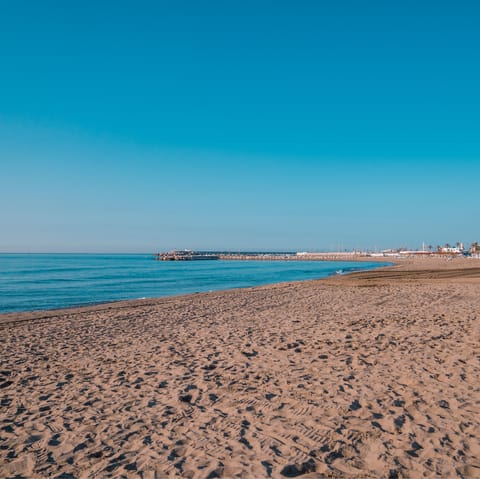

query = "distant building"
[439,246,463,254]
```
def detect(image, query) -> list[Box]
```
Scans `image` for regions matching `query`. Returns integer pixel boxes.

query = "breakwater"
[218,253,370,261]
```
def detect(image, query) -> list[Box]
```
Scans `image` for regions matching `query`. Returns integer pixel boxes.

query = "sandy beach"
[1,258,479,478]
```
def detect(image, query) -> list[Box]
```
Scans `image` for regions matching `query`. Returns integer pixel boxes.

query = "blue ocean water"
[0,254,389,314]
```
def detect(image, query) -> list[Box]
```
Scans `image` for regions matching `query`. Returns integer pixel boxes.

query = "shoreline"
[2,256,479,323]
[1,256,479,478]
[0,258,394,321]
[3,255,479,321]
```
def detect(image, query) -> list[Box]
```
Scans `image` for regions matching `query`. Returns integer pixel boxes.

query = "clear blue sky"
[1,0,479,252]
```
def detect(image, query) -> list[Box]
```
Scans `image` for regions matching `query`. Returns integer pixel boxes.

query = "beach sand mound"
[1,260,479,478]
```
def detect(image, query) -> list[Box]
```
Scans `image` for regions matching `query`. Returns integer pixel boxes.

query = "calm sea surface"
[0,254,390,313]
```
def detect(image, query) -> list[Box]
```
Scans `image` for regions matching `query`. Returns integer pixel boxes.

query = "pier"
[154,250,220,261]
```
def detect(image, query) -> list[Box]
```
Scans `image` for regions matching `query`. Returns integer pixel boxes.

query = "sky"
[1,0,479,252]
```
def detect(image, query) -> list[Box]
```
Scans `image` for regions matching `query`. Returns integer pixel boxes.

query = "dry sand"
[1,258,479,478]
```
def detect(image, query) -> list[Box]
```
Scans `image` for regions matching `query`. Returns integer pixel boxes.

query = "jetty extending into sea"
[154,250,220,261]
[155,250,386,262]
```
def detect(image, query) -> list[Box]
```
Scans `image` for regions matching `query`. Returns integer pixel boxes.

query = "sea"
[0,254,390,314]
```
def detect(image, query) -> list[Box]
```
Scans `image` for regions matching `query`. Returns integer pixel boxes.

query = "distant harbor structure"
[155,242,480,261]
[155,250,220,261]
